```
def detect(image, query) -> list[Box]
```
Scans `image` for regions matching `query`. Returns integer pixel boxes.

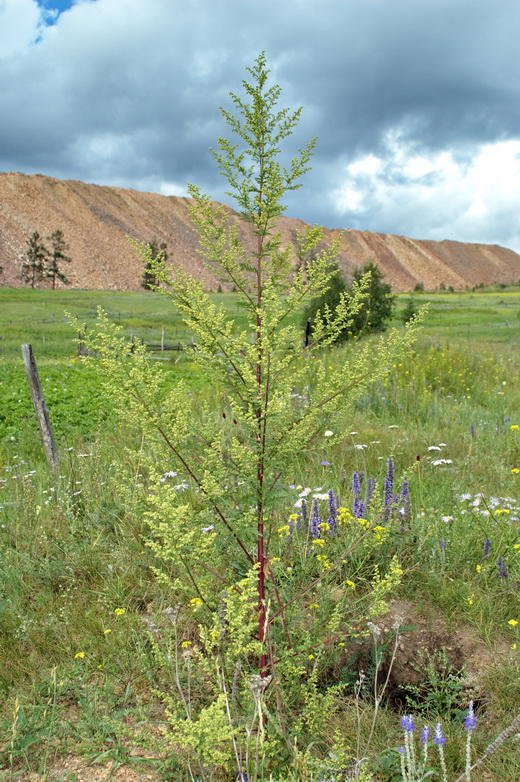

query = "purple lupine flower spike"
[327,489,338,534]
[365,475,376,514]
[383,458,394,522]
[434,723,446,745]
[482,538,491,559]
[496,557,508,578]
[310,498,321,538]
[464,701,477,731]
[421,725,431,744]
[400,715,415,733]
[399,479,412,525]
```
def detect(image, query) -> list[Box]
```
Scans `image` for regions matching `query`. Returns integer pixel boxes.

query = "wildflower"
[512,468,520,474]
[327,489,338,534]
[181,641,193,647]
[365,475,376,513]
[496,557,508,578]
[320,461,331,466]
[464,701,477,731]
[114,608,126,616]
[189,597,203,606]
[345,580,356,589]
[299,497,309,532]
[508,619,518,627]
[103,629,112,635]
[383,458,394,522]
[441,515,453,523]
[401,715,415,733]
[324,430,333,437]
[310,498,321,538]
[482,538,491,559]
[74,652,85,659]
[476,564,482,573]
[434,723,446,745]
[428,446,442,451]
[439,540,446,549]
[510,425,519,431]
[421,725,431,744]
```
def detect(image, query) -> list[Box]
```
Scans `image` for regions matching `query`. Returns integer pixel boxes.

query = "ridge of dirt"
[1,172,520,291]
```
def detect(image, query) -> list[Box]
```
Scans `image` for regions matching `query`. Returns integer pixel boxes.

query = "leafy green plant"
[70,53,423,779]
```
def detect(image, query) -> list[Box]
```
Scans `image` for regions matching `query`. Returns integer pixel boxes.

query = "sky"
[2,0,520,252]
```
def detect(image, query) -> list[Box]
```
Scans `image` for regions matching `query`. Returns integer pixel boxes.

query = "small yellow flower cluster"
[495,508,510,515]
[74,652,85,659]
[511,424,519,431]
[338,507,354,524]
[508,619,518,627]
[372,525,389,544]
[114,608,125,616]
[311,538,325,548]
[512,468,520,474]
[315,554,331,570]
[190,597,203,607]
[318,522,331,533]
[277,524,290,537]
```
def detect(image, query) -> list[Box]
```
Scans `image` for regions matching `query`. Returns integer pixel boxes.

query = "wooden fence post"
[21,344,58,471]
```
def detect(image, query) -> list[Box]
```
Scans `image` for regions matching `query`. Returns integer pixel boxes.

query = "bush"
[303,260,396,344]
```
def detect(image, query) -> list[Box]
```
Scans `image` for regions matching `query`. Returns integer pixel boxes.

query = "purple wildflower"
[352,471,362,497]
[496,557,508,578]
[365,475,376,514]
[464,701,477,731]
[434,723,446,745]
[310,498,321,538]
[399,479,412,524]
[439,539,446,549]
[400,715,415,733]
[320,460,331,466]
[384,458,394,522]
[421,725,431,744]
[470,424,476,440]
[482,538,491,559]
[327,489,338,534]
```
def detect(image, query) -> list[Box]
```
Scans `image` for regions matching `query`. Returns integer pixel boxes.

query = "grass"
[0,286,519,780]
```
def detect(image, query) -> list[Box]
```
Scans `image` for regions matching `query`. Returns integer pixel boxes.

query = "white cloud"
[333,136,520,250]
[0,0,42,56]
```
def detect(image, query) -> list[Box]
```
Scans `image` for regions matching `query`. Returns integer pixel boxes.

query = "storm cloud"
[1,0,520,250]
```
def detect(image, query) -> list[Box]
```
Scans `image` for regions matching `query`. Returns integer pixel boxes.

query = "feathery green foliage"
[70,53,424,778]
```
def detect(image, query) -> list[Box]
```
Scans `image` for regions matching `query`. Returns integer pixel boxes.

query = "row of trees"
[21,230,72,289]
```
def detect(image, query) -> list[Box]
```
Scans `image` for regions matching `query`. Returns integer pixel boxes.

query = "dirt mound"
[2,172,520,291]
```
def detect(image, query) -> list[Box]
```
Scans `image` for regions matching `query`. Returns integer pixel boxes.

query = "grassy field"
[0,285,519,781]
[1,284,519,360]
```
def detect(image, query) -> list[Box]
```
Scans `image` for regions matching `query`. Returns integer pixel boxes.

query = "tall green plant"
[73,53,423,776]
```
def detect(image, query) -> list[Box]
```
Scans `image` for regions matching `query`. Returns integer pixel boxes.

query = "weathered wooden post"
[21,344,58,471]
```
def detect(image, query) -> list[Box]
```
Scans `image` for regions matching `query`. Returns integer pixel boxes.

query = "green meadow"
[0,285,519,781]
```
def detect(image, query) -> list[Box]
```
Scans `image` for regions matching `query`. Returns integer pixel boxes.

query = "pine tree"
[350,261,395,334]
[46,229,72,289]
[21,232,48,288]
[141,239,168,290]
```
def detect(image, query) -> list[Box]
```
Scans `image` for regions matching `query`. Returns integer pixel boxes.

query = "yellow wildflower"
[114,608,125,616]
[74,652,85,659]
[512,468,520,474]
[476,564,482,573]
[103,628,112,635]
[510,424,519,431]
[181,641,193,647]
[508,620,518,627]
[189,597,203,606]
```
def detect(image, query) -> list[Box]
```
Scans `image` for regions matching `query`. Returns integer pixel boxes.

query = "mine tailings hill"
[1,172,520,292]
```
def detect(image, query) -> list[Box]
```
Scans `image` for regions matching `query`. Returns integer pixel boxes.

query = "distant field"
[0,285,519,360]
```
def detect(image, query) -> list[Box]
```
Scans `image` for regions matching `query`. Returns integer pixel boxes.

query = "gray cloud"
[1,0,520,249]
